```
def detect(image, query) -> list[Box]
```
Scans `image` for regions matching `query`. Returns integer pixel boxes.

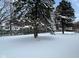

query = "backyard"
[0,32,79,58]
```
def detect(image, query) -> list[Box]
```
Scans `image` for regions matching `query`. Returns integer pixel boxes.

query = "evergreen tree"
[55,0,75,34]
[13,0,55,38]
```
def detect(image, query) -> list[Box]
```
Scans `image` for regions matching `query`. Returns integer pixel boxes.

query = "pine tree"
[55,0,75,34]
[13,0,55,38]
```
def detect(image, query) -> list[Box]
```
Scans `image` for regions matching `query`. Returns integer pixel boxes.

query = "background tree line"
[0,0,75,38]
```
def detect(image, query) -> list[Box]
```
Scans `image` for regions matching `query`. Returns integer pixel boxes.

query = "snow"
[0,32,79,58]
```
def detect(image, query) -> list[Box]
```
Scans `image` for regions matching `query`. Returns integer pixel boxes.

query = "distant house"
[55,21,74,31]
[73,21,79,32]
[54,14,75,31]
[1,22,21,31]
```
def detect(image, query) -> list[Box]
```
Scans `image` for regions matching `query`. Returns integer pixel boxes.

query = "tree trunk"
[10,21,12,35]
[34,31,38,38]
[0,26,3,36]
[61,19,65,34]
[34,24,38,38]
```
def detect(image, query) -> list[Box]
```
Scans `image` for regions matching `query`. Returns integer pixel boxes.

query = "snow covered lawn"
[0,32,79,58]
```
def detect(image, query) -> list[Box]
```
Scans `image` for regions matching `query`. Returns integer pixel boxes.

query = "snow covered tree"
[0,7,6,23]
[13,0,55,38]
[55,0,75,34]
[0,3,8,35]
